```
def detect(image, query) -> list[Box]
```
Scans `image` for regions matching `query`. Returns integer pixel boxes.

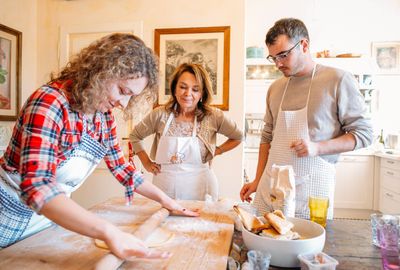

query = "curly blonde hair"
[49,33,158,116]
[165,63,213,121]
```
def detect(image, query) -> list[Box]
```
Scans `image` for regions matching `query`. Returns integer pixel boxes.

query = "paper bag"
[269,164,296,217]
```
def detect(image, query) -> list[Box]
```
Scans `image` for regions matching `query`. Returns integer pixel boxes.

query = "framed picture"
[371,42,400,74]
[154,26,230,110]
[0,24,21,121]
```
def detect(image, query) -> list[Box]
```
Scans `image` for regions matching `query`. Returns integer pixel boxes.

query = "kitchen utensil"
[95,208,170,270]
[242,217,325,268]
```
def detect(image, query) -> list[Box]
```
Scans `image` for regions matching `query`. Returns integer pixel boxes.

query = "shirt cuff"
[125,171,144,205]
[22,183,66,213]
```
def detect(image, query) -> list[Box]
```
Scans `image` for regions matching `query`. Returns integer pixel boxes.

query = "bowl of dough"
[234,206,325,268]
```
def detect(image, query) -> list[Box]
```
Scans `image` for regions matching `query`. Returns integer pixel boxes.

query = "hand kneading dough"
[95,227,174,249]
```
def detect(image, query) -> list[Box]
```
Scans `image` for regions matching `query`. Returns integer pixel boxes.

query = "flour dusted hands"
[161,199,200,217]
[290,139,320,157]
[102,224,171,259]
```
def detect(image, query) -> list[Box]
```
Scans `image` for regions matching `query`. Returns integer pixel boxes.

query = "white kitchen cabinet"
[334,154,374,209]
[379,158,400,214]
[243,150,259,184]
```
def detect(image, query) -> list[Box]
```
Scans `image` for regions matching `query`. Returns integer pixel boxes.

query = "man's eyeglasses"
[266,40,301,63]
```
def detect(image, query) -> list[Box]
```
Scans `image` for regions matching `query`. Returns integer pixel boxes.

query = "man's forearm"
[317,133,356,155]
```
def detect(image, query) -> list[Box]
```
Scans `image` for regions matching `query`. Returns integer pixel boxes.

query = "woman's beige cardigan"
[129,106,244,162]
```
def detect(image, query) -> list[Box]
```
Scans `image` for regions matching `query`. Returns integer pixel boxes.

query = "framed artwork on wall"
[372,42,400,74]
[0,24,22,121]
[154,26,230,110]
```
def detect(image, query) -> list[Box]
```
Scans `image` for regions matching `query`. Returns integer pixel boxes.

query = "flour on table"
[94,227,174,249]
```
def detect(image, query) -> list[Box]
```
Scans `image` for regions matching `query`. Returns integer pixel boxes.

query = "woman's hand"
[143,160,161,175]
[240,181,258,202]
[104,225,171,260]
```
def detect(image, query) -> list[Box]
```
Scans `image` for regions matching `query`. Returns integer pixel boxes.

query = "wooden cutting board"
[0,197,234,270]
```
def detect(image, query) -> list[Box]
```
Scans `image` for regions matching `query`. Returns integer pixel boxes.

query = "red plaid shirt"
[0,82,143,212]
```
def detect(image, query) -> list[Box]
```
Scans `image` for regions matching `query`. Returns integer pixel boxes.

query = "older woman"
[129,63,243,201]
[0,33,197,259]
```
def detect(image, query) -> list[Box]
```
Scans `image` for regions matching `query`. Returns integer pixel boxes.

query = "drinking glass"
[247,250,271,270]
[309,196,329,228]
[378,215,400,270]
[371,213,383,247]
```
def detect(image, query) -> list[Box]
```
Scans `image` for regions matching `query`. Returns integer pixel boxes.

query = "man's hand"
[290,139,320,157]
[240,181,259,202]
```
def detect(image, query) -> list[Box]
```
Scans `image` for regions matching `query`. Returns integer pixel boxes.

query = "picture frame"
[154,26,230,110]
[371,42,400,74]
[0,24,22,121]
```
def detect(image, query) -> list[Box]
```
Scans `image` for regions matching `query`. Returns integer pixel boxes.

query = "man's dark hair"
[265,18,309,46]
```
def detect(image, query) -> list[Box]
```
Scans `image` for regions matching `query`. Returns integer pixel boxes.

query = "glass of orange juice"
[309,196,329,227]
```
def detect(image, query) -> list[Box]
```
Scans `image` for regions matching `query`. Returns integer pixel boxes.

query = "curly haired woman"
[0,33,197,259]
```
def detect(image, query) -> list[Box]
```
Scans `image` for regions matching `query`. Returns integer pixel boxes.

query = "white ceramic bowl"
[242,217,325,268]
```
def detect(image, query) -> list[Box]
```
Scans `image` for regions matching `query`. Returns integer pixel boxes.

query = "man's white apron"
[254,65,335,219]
[153,113,218,201]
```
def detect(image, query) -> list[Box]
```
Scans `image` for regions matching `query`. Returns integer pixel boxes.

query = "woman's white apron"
[153,113,218,201]
[0,113,108,247]
[253,65,335,219]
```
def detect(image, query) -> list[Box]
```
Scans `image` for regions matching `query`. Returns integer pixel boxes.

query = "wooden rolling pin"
[94,208,170,270]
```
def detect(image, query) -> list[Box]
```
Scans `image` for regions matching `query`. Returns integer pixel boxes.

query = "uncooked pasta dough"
[94,227,174,249]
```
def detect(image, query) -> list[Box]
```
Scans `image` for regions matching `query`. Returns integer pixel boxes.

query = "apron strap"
[192,116,197,137]
[162,113,175,136]
[278,64,317,113]
[162,109,198,137]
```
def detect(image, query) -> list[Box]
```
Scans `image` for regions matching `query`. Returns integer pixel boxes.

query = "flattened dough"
[95,227,174,249]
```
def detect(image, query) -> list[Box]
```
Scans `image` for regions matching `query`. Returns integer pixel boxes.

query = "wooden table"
[0,197,234,270]
[233,219,382,270]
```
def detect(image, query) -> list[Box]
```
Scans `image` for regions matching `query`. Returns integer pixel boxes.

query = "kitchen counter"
[0,197,234,270]
[245,146,400,161]
[233,219,381,270]
[375,149,400,160]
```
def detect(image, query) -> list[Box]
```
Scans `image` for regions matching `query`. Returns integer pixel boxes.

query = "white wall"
[34,0,245,205]
[245,0,400,135]
[0,0,37,130]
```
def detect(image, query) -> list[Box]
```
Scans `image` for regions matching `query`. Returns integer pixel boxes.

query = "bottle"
[243,169,250,184]
[379,129,385,145]
[375,129,385,151]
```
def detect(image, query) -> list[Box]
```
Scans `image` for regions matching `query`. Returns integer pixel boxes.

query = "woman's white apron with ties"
[153,112,218,201]
[253,65,336,219]
[0,113,108,248]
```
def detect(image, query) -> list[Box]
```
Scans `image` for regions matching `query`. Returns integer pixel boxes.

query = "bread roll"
[265,212,294,235]
[260,228,300,240]
[251,222,271,233]
[273,209,285,220]
[233,205,263,231]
